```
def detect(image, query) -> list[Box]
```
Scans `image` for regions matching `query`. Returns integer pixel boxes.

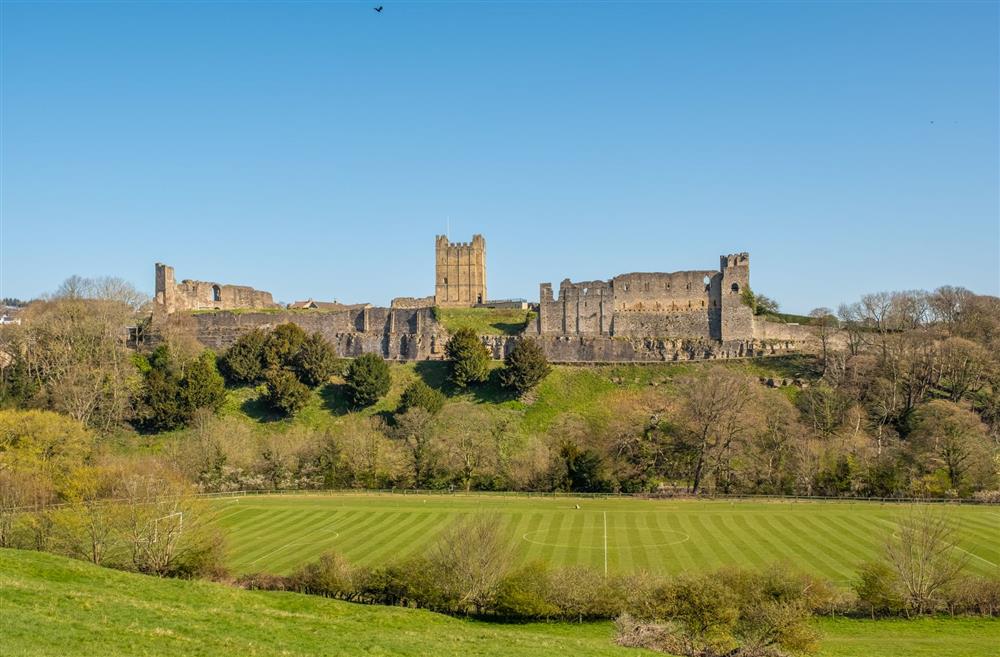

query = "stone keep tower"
[434,234,487,307]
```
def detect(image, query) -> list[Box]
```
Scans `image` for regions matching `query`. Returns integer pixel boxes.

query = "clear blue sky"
[2,1,997,312]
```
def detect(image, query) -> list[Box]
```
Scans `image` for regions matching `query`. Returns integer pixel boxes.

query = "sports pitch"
[209,493,1000,581]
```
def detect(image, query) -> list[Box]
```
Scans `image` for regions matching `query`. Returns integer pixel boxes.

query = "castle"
[152,234,809,362]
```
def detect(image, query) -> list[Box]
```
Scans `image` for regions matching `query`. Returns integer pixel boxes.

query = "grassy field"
[3,549,998,657]
[210,494,1000,582]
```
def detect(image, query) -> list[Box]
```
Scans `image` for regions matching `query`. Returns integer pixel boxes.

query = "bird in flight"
[374,5,383,12]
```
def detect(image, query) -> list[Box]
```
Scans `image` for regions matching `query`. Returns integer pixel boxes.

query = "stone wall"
[535,253,753,342]
[159,307,447,360]
[390,296,435,309]
[154,263,279,314]
[482,335,802,363]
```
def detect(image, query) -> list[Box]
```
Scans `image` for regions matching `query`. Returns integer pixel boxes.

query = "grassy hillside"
[211,494,1000,580]
[0,549,646,657]
[137,356,818,448]
[3,549,998,657]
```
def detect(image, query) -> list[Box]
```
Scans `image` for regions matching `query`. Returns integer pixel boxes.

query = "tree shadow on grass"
[413,361,449,390]
[320,383,352,415]
[240,394,284,423]
[753,354,823,381]
[469,369,519,404]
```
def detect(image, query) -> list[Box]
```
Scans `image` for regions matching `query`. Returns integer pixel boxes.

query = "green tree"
[182,351,226,413]
[445,327,490,388]
[499,338,551,395]
[263,323,308,370]
[344,353,391,408]
[220,329,268,385]
[133,346,188,432]
[398,380,445,416]
[293,332,338,387]
[264,367,311,416]
[558,442,610,493]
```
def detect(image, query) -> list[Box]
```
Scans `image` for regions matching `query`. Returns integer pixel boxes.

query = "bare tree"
[426,513,515,614]
[808,307,837,371]
[115,464,201,575]
[673,367,754,494]
[884,507,968,615]
[937,337,993,403]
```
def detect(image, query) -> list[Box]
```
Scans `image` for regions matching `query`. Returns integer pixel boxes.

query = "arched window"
[212,285,222,303]
[731,283,740,293]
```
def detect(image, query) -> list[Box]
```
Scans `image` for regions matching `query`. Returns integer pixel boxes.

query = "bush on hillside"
[444,327,490,388]
[344,353,391,408]
[854,561,905,618]
[264,367,311,416]
[618,567,822,657]
[398,380,445,416]
[290,551,360,601]
[293,332,339,387]
[220,329,269,385]
[263,323,308,371]
[134,346,227,431]
[499,338,551,395]
[181,350,226,413]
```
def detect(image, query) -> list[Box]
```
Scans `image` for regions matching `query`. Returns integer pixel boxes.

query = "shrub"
[445,327,490,388]
[264,367,311,416]
[263,323,308,370]
[133,347,189,432]
[943,575,1000,617]
[236,572,293,591]
[398,380,445,416]
[135,346,227,431]
[220,329,268,384]
[499,338,551,395]
[619,567,822,657]
[181,350,226,413]
[289,551,360,600]
[166,527,230,581]
[493,561,559,619]
[547,566,626,621]
[854,561,905,618]
[293,332,338,387]
[344,353,391,408]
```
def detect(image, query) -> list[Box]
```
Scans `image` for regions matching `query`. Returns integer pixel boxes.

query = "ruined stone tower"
[434,234,487,307]
[718,252,753,340]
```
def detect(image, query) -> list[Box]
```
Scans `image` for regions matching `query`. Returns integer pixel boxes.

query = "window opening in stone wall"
[731,283,740,293]
[212,285,222,303]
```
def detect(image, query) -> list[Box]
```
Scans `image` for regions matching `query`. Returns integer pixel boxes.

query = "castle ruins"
[152,234,812,362]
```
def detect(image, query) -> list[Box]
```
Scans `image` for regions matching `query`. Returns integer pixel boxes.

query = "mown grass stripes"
[210,495,1000,580]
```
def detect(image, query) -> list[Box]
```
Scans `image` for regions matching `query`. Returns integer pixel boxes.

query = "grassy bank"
[3,549,998,657]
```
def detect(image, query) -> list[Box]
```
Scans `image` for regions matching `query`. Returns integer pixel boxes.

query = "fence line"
[10,487,999,513]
